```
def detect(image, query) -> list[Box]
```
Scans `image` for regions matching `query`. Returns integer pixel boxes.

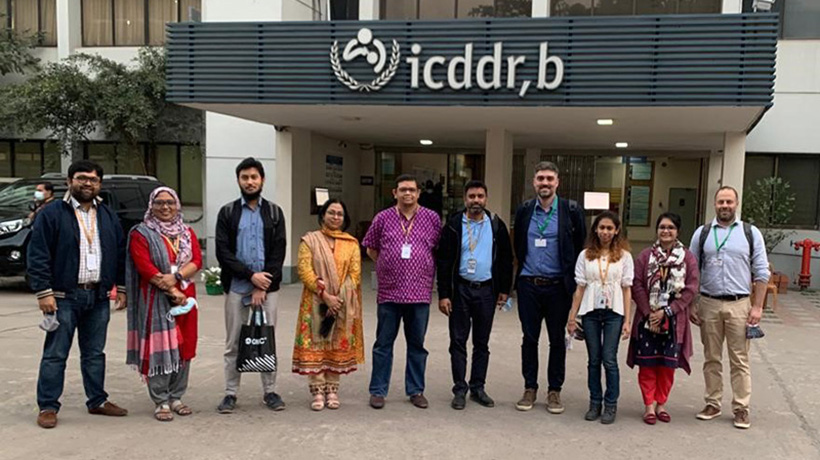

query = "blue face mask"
[166,298,197,322]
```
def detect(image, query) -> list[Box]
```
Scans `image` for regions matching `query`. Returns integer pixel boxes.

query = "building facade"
[2,0,820,287]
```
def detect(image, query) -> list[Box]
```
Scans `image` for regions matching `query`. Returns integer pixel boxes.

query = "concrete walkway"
[1,275,819,460]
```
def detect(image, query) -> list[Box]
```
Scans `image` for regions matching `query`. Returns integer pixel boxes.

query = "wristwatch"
[174,272,184,282]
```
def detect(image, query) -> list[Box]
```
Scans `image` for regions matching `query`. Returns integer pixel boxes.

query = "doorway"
[668,188,698,244]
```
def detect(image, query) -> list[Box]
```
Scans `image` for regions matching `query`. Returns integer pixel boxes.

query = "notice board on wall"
[326,155,343,197]
[625,161,654,227]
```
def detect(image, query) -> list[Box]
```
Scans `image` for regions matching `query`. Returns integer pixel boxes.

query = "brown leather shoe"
[37,410,57,429]
[733,409,751,429]
[369,395,385,409]
[410,394,429,409]
[515,389,537,411]
[88,401,128,416]
[696,404,722,420]
[546,390,565,414]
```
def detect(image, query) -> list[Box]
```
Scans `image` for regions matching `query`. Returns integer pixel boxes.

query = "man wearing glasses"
[363,174,441,409]
[28,160,129,429]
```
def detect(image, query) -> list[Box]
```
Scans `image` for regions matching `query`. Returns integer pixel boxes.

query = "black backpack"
[697,221,754,271]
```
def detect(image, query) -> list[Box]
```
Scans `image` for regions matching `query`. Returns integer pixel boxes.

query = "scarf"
[647,240,687,311]
[302,228,360,345]
[126,224,181,380]
[143,187,193,269]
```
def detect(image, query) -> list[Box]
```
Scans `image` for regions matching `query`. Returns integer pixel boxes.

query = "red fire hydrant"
[793,239,820,290]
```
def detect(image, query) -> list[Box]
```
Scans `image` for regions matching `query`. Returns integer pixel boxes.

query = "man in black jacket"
[215,157,287,414]
[28,160,129,429]
[437,180,513,410]
[513,161,586,414]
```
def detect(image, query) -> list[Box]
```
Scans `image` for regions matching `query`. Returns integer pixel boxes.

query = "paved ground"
[1,271,819,460]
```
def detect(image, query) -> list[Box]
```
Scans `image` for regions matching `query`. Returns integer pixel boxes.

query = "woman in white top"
[567,210,633,425]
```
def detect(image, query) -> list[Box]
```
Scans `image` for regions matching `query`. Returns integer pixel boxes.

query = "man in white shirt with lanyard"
[689,186,769,429]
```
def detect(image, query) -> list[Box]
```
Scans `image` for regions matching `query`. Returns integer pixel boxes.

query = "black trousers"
[449,281,496,395]
[517,278,572,392]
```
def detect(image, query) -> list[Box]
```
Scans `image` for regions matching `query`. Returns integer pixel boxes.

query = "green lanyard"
[536,200,557,237]
[713,224,736,253]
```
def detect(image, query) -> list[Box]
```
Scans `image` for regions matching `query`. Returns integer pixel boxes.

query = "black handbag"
[318,303,336,338]
[236,305,277,373]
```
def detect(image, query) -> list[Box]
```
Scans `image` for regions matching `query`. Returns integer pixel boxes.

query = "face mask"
[39,313,60,332]
[166,298,197,322]
[34,191,45,201]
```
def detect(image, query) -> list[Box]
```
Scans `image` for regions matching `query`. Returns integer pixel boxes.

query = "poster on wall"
[627,185,651,226]
[326,155,343,197]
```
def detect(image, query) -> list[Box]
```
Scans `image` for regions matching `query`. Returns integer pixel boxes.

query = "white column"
[274,128,313,283]
[721,0,742,13]
[485,129,514,222]
[203,113,277,268]
[359,0,379,20]
[56,0,81,61]
[532,0,549,17]
[723,131,747,209]
[705,150,723,223]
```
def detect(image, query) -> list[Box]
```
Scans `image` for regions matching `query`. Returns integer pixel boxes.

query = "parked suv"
[0,174,163,278]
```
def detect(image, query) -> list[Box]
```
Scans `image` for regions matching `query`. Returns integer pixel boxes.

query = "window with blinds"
[82,0,200,46]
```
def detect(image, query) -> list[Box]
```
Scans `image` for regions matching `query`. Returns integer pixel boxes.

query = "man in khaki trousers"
[689,186,769,429]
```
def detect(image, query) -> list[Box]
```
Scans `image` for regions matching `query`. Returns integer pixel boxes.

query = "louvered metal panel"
[165,14,777,107]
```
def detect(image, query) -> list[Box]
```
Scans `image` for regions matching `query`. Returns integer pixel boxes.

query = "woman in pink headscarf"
[126,187,202,422]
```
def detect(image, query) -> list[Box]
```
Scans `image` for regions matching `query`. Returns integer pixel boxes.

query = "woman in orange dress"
[293,199,364,411]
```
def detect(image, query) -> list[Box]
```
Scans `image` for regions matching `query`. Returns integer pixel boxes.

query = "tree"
[742,176,796,254]
[0,14,41,76]
[468,0,531,17]
[0,60,99,158]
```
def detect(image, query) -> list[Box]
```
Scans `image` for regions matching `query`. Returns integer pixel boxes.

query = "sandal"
[154,403,174,422]
[643,412,657,425]
[311,393,325,411]
[656,410,671,423]
[326,392,340,410]
[170,400,192,416]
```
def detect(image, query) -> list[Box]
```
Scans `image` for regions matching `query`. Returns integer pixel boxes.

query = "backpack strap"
[743,222,754,262]
[698,221,755,271]
[698,222,712,272]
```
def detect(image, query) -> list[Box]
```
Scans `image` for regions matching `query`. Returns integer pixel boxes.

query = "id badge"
[401,244,412,260]
[534,238,547,248]
[466,258,477,274]
[594,292,607,310]
[86,253,98,270]
[710,258,724,267]
[659,292,670,308]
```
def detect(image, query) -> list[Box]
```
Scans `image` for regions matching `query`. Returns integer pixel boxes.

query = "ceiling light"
[615,142,628,148]
[419,139,433,146]
[597,119,614,126]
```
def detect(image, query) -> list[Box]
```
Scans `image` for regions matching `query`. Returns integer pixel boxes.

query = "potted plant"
[201,266,223,295]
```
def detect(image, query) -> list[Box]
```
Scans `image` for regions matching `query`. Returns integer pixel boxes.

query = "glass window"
[86,143,116,175]
[743,155,775,192]
[551,0,592,16]
[14,142,42,177]
[82,0,113,46]
[419,0,454,19]
[0,142,11,177]
[43,142,60,173]
[0,181,39,210]
[114,0,145,46]
[594,0,633,15]
[778,156,819,227]
[636,0,676,14]
[783,0,820,39]
[114,185,144,210]
[329,0,358,20]
[382,0,417,19]
[116,144,145,174]
[1,2,8,28]
[677,0,720,14]
[458,0,492,18]
[495,0,531,17]
[11,0,38,34]
[147,0,176,45]
[155,144,178,191]
[39,0,56,46]
[180,145,202,205]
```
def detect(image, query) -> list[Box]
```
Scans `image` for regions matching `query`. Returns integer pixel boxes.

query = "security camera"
[753,0,775,12]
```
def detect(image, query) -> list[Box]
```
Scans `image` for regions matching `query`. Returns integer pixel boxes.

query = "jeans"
[37,289,110,412]
[449,282,496,395]
[369,303,429,397]
[517,279,571,391]
[582,309,624,406]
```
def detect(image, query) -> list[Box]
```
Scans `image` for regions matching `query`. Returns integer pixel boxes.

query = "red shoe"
[657,410,671,423]
[643,412,657,425]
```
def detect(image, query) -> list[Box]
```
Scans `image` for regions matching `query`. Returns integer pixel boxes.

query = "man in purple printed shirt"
[362,174,441,410]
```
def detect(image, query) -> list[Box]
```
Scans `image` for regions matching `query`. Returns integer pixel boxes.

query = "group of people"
[27,158,768,431]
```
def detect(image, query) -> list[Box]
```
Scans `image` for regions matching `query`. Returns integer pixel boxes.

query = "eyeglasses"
[658,226,678,231]
[397,187,418,194]
[152,200,176,208]
[326,211,345,218]
[73,175,101,185]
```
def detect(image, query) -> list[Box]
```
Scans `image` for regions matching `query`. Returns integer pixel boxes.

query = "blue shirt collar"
[241,196,264,209]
